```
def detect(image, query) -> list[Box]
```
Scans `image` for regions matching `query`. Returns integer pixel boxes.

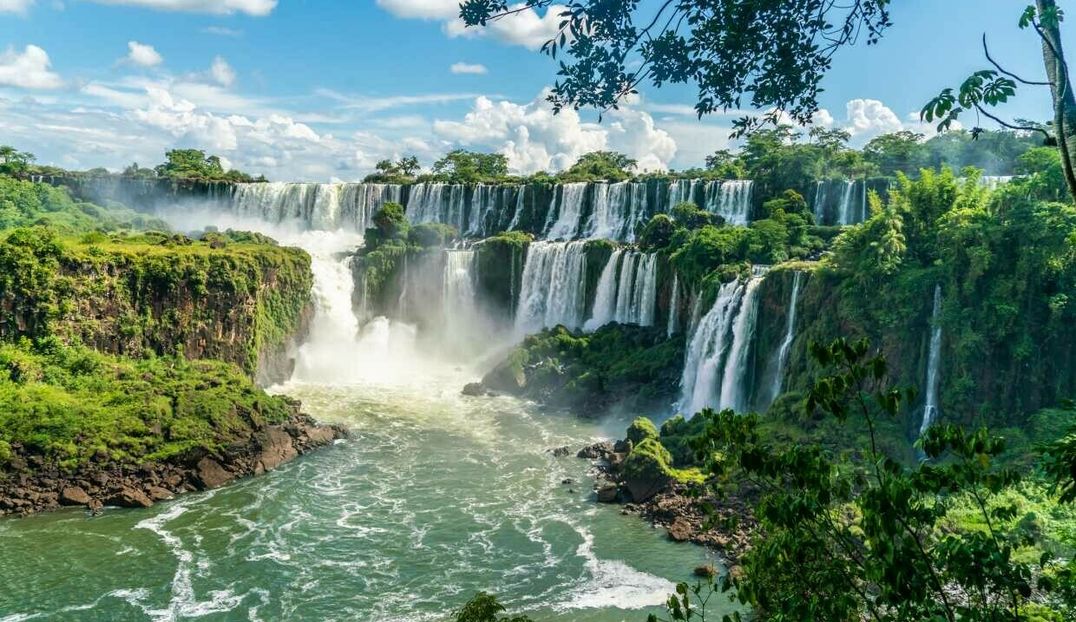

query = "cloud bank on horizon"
[0,0,951,181]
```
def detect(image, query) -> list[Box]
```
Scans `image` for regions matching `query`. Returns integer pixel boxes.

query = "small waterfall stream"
[919,285,944,436]
[583,250,659,331]
[768,271,803,405]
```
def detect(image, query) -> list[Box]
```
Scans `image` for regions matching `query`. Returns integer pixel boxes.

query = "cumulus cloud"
[89,0,275,15]
[0,0,34,14]
[209,56,235,87]
[842,99,903,139]
[0,45,63,89]
[126,41,163,67]
[432,92,676,174]
[450,62,488,75]
[378,0,563,49]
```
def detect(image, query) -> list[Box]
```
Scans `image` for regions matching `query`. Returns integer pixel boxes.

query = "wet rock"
[596,482,619,503]
[147,486,174,502]
[666,518,694,542]
[561,478,574,485]
[59,486,92,506]
[694,565,717,579]
[550,446,571,458]
[461,382,485,397]
[88,499,103,515]
[193,457,235,490]
[107,487,153,509]
[256,427,299,472]
[577,441,615,460]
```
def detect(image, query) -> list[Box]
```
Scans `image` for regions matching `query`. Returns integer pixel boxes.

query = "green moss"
[623,437,706,486]
[626,416,659,445]
[0,339,294,471]
[0,226,312,377]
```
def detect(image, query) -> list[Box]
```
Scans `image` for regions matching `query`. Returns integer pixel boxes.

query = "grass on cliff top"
[0,338,294,471]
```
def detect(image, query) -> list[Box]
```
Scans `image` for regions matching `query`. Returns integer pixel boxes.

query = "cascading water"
[836,180,857,226]
[679,271,765,416]
[515,240,589,334]
[585,249,624,331]
[812,181,828,224]
[704,180,754,225]
[919,285,944,436]
[229,182,402,231]
[441,249,483,354]
[667,275,680,337]
[768,271,803,406]
[546,183,589,239]
[716,274,764,413]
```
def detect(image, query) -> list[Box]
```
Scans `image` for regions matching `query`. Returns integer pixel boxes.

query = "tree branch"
[982,34,1052,86]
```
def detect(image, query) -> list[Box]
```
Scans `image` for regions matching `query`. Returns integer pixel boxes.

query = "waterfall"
[812,181,827,224]
[229,182,402,231]
[634,254,658,326]
[836,180,857,225]
[679,272,765,416]
[614,252,639,322]
[442,249,480,352]
[667,275,680,337]
[507,184,526,231]
[514,241,589,334]
[584,249,623,331]
[585,182,630,240]
[981,175,1014,190]
[716,276,764,412]
[919,285,944,436]
[768,271,803,405]
[467,184,493,238]
[546,182,588,239]
[705,180,753,225]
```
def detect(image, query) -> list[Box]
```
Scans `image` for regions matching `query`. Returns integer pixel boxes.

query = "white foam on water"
[555,530,676,611]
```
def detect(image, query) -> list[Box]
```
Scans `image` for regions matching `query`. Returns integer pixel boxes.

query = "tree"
[460,1,891,136]
[432,149,509,183]
[864,131,928,176]
[154,149,258,182]
[366,156,422,183]
[561,150,637,181]
[0,146,36,176]
[923,2,1076,202]
[654,338,1072,622]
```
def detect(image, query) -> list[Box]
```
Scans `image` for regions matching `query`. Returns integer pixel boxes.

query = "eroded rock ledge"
[577,440,757,564]
[0,414,347,517]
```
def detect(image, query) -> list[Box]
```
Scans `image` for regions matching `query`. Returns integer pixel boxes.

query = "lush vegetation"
[0,175,167,233]
[0,225,312,377]
[481,324,684,413]
[4,145,265,183]
[0,338,294,471]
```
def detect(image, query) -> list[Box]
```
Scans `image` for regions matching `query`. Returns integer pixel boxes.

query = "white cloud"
[209,56,235,87]
[315,88,486,113]
[378,0,564,49]
[203,26,243,37]
[375,0,455,19]
[432,91,676,174]
[842,99,903,139]
[0,45,63,89]
[0,0,34,14]
[450,62,488,75]
[126,41,163,67]
[89,0,275,15]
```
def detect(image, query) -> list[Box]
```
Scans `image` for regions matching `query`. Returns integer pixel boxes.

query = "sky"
[0,0,1067,181]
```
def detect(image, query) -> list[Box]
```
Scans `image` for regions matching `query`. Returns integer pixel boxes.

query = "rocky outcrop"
[576,439,756,563]
[0,413,346,517]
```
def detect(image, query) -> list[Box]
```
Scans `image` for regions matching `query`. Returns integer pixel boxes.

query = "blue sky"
[0,0,1066,181]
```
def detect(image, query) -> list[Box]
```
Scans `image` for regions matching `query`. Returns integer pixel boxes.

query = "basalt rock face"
[0,231,314,385]
[0,413,347,517]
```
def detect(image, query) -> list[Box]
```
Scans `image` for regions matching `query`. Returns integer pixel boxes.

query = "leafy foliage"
[460,0,891,135]
[154,149,262,182]
[0,338,294,470]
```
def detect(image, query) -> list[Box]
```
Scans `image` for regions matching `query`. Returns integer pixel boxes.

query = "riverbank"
[0,410,346,516]
[575,439,757,566]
